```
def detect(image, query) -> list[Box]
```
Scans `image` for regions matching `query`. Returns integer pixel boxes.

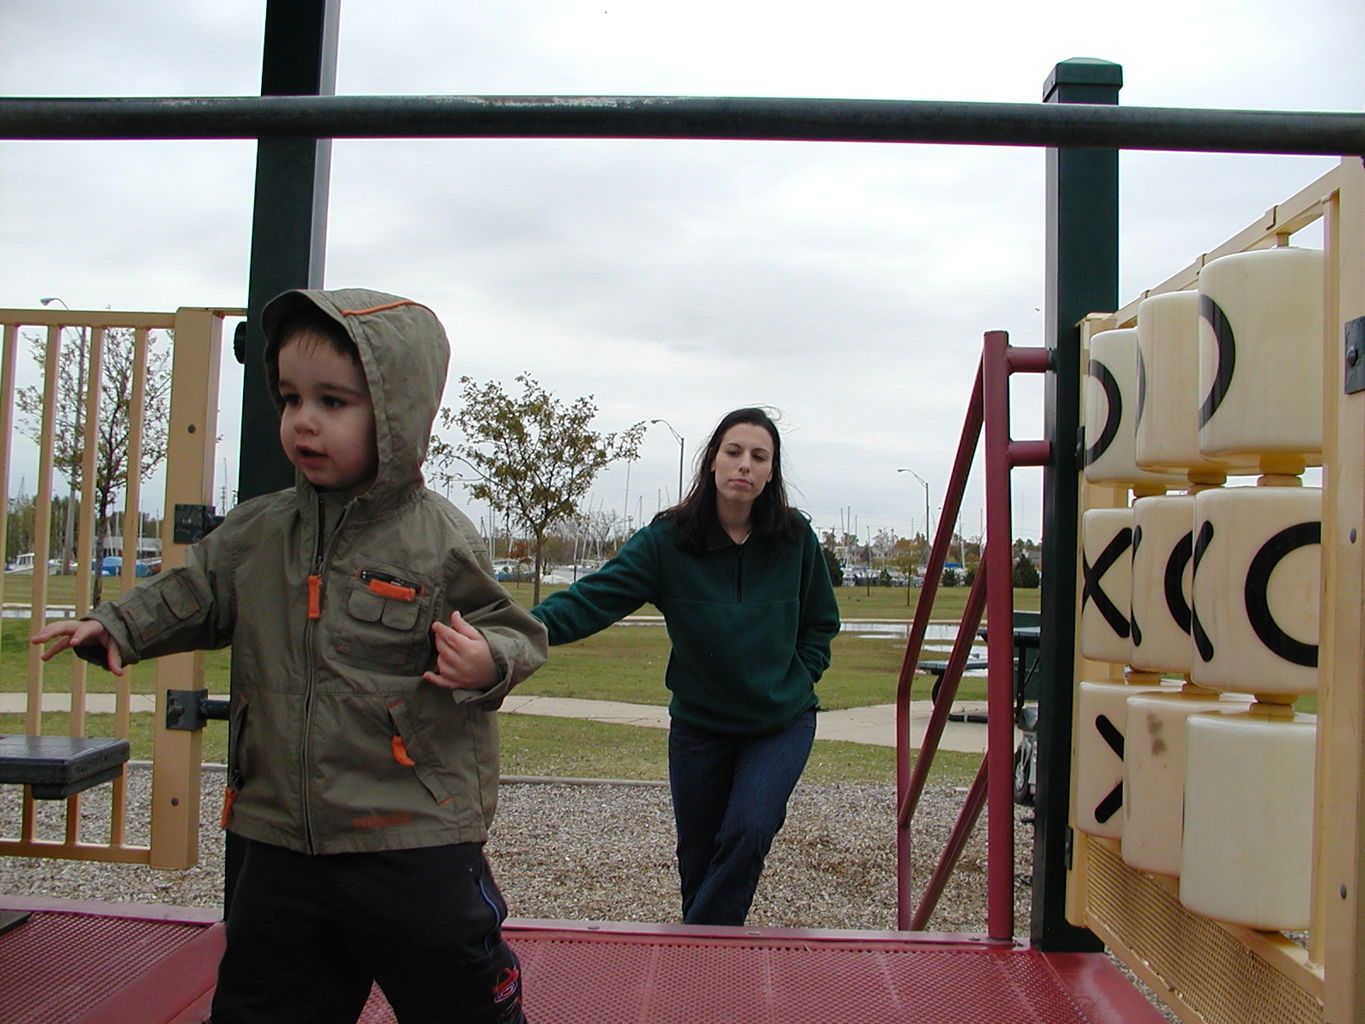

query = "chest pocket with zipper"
[329,565,436,677]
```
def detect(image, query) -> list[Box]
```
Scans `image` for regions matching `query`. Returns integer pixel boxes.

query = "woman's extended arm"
[532,525,662,645]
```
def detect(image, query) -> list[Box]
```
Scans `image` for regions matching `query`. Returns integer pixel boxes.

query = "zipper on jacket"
[734,543,745,603]
[299,492,341,854]
[307,574,322,618]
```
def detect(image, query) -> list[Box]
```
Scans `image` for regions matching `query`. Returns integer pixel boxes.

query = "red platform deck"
[0,897,1170,1023]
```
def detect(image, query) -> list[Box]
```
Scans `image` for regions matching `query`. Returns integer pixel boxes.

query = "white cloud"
[2,0,1360,540]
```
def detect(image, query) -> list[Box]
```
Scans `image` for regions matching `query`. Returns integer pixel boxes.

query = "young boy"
[32,287,547,1024]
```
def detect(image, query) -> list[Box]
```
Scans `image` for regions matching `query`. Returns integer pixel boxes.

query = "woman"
[531,407,840,926]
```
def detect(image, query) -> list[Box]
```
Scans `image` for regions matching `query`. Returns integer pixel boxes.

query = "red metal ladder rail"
[895,330,1051,938]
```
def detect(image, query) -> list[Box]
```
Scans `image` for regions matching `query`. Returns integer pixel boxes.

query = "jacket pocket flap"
[387,699,458,804]
[348,588,421,631]
[347,588,385,624]
[381,599,420,631]
[159,572,204,620]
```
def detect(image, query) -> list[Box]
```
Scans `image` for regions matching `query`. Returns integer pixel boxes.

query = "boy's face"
[276,333,378,498]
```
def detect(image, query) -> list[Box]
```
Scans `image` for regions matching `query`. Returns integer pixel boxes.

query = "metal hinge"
[1345,317,1365,395]
[173,504,224,545]
[165,689,231,731]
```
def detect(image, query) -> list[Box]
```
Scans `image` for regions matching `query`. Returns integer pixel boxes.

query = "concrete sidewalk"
[500,695,994,753]
[1,692,995,754]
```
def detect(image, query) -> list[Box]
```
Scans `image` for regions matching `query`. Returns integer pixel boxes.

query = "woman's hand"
[424,611,498,690]
[30,619,125,675]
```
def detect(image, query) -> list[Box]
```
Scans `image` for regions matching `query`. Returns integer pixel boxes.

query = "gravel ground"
[2,763,1020,932]
[2,763,1175,1020]
[493,777,1027,933]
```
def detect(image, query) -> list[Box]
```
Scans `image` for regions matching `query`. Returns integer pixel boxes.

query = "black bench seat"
[918,659,989,705]
[0,735,131,799]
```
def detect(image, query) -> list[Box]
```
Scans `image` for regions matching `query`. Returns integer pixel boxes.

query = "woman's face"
[711,422,775,510]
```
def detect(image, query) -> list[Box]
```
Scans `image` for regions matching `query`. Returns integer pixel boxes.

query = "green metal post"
[237,0,340,503]
[1032,57,1122,952]
[227,0,339,913]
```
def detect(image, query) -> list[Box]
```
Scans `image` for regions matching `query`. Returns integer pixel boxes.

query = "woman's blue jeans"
[667,708,817,926]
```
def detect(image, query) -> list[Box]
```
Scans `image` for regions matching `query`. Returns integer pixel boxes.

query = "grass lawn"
[0,708,981,785]
[4,581,1034,702]
[3,581,1037,785]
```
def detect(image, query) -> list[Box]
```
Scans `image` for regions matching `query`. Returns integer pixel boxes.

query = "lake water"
[617,617,983,656]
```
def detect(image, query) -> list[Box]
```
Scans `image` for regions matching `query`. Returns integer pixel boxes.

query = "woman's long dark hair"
[654,407,805,552]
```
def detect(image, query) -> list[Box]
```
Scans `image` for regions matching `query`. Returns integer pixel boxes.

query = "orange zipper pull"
[307,574,322,619]
[368,577,417,602]
[391,735,416,767]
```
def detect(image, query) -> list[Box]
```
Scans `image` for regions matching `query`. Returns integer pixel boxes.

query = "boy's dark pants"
[211,838,525,1024]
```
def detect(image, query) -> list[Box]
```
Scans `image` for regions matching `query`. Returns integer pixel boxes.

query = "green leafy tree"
[889,538,920,605]
[5,492,68,565]
[821,546,843,587]
[430,373,645,604]
[1012,551,1041,588]
[16,326,172,602]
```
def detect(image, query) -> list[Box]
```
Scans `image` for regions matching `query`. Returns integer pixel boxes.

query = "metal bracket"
[165,689,231,730]
[173,503,224,545]
[1346,317,1365,395]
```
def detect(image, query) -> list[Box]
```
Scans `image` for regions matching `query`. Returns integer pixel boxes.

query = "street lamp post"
[649,418,685,504]
[897,468,932,573]
[446,460,498,561]
[444,473,495,561]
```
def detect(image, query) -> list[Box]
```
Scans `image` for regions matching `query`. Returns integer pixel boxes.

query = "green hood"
[262,287,450,505]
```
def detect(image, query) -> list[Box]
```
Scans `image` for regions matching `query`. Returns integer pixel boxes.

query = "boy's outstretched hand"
[425,611,498,691]
[30,619,125,675]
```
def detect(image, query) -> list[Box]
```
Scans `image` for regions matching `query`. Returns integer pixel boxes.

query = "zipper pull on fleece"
[307,574,322,619]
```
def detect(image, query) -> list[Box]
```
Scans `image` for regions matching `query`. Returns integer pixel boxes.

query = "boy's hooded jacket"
[82,288,547,855]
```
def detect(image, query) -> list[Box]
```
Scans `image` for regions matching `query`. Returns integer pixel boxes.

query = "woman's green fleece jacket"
[532,517,839,736]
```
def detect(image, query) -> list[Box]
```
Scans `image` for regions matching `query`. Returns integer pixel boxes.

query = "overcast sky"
[2,0,1361,549]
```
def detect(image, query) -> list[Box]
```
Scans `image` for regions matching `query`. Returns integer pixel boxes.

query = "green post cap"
[1043,58,1124,101]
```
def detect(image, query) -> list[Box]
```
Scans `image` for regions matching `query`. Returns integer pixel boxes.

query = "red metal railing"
[895,330,1051,938]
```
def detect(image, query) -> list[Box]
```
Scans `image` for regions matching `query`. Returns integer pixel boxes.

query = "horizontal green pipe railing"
[0,95,1361,155]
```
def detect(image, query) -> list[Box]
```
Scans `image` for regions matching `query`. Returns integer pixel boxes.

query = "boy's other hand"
[30,619,125,675]
[424,611,498,690]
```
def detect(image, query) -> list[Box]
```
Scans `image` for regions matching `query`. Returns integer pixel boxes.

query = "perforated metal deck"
[0,901,1169,1023]
[0,898,222,1024]
[508,922,1170,1024]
